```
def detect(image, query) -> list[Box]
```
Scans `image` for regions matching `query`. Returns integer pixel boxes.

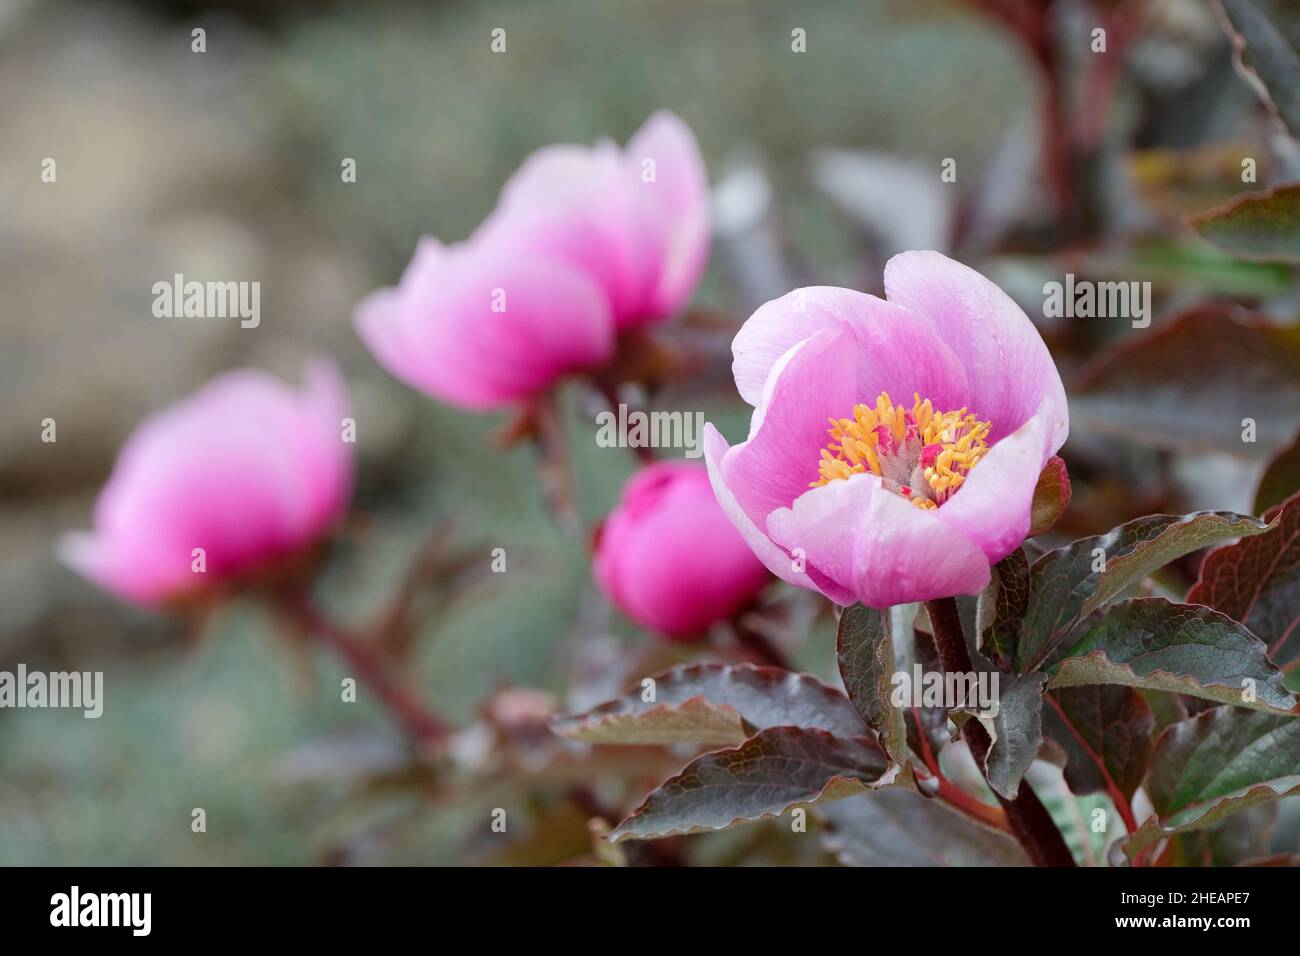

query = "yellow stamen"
[811,391,992,509]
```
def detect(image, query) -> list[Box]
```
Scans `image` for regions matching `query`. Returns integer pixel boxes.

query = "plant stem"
[593,380,659,466]
[281,590,453,747]
[531,394,581,532]
[912,709,1011,833]
[924,598,1077,867]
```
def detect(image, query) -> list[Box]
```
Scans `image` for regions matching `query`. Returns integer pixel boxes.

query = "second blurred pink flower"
[354,111,710,411]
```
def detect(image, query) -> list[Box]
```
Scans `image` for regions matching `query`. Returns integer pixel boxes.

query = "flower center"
[812,391,991,510]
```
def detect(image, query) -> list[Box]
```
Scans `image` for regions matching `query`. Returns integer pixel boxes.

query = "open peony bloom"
[473,110,710,330]
[354,235,616,410]
[704,251,1068,609]
[595,463,770,640]
[60,362,353,607]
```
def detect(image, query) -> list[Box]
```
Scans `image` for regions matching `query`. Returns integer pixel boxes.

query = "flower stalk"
[924,597,1076,867]
[280,590,453,748]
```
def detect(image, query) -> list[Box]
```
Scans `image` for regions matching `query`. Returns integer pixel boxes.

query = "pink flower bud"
[594,463,770,640]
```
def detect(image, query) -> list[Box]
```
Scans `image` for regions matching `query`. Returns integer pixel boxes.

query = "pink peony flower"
[60,362,353,606]
[354,111,709,411]
[594,463,771,640]
[354,235,615,410]
[704,251,1069,609]
[474,110,710,330]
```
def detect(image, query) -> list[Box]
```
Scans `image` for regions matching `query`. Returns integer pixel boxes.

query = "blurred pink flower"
[705,251,1069,609]
[354,236,615,410]
[476,110,710,329]
[60,362,353,606]
[595,463,770,640]
[355,111,709,411]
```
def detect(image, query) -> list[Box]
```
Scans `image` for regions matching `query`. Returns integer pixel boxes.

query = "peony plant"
[59,96,1300,869]
[559,254,1300,868]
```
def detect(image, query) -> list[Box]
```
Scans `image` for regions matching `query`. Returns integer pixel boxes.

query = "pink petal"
[732,286,970,412]
[767,474,991,608]
[355,237,616,410]
[933,409,1048,563]
[478,142,655,325]
[884,251,1067,451]
[625,111,711,319]
[721,326,860,524]
[703,424,818,592]
[846,295,970,412]
[731,287,866,407]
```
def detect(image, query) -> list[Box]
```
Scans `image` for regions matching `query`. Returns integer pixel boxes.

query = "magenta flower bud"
[705,251,1070,609]
[59,362,354,606]
[594,463,771,641]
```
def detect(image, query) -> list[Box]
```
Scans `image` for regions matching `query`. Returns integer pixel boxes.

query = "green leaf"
[977,549,1029,666]
[608,727,891,842]
[1017,511,1272,672]
[818,790,1028,866]
[1041,685,1153,802]
[1122,707,1300,861]
[1048,598,1297,713]
[836,604,909,768]
[1070,306,1300,457]
[1170,803,1278,866]
[982,672,1048,800]
[1189,490,1300,668]
[550,662,866,746]
[1193,184,1300,263]
[1255,431,1300,513]
[1217,0,1300,140]
[1029,456,1071,536]
[1140,689,1190,735]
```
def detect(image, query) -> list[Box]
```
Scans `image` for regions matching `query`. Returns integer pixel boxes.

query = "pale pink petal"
[933,410,1048,563]
[704,424,818,593]
[721,326,860,524]
[478,142,654,325]
[767,475,991,608]
[884,251,1067,452]
[732,287,970,412]
[625,111,710,319]
[846,295,970,412]
[731,287,863,407]
[355,238,616,410]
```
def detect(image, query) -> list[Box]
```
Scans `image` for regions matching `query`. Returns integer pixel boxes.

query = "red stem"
[912,709,1011,833]
[594,380,658,466]
[282,591,453,747]
[924,598,1077,867]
